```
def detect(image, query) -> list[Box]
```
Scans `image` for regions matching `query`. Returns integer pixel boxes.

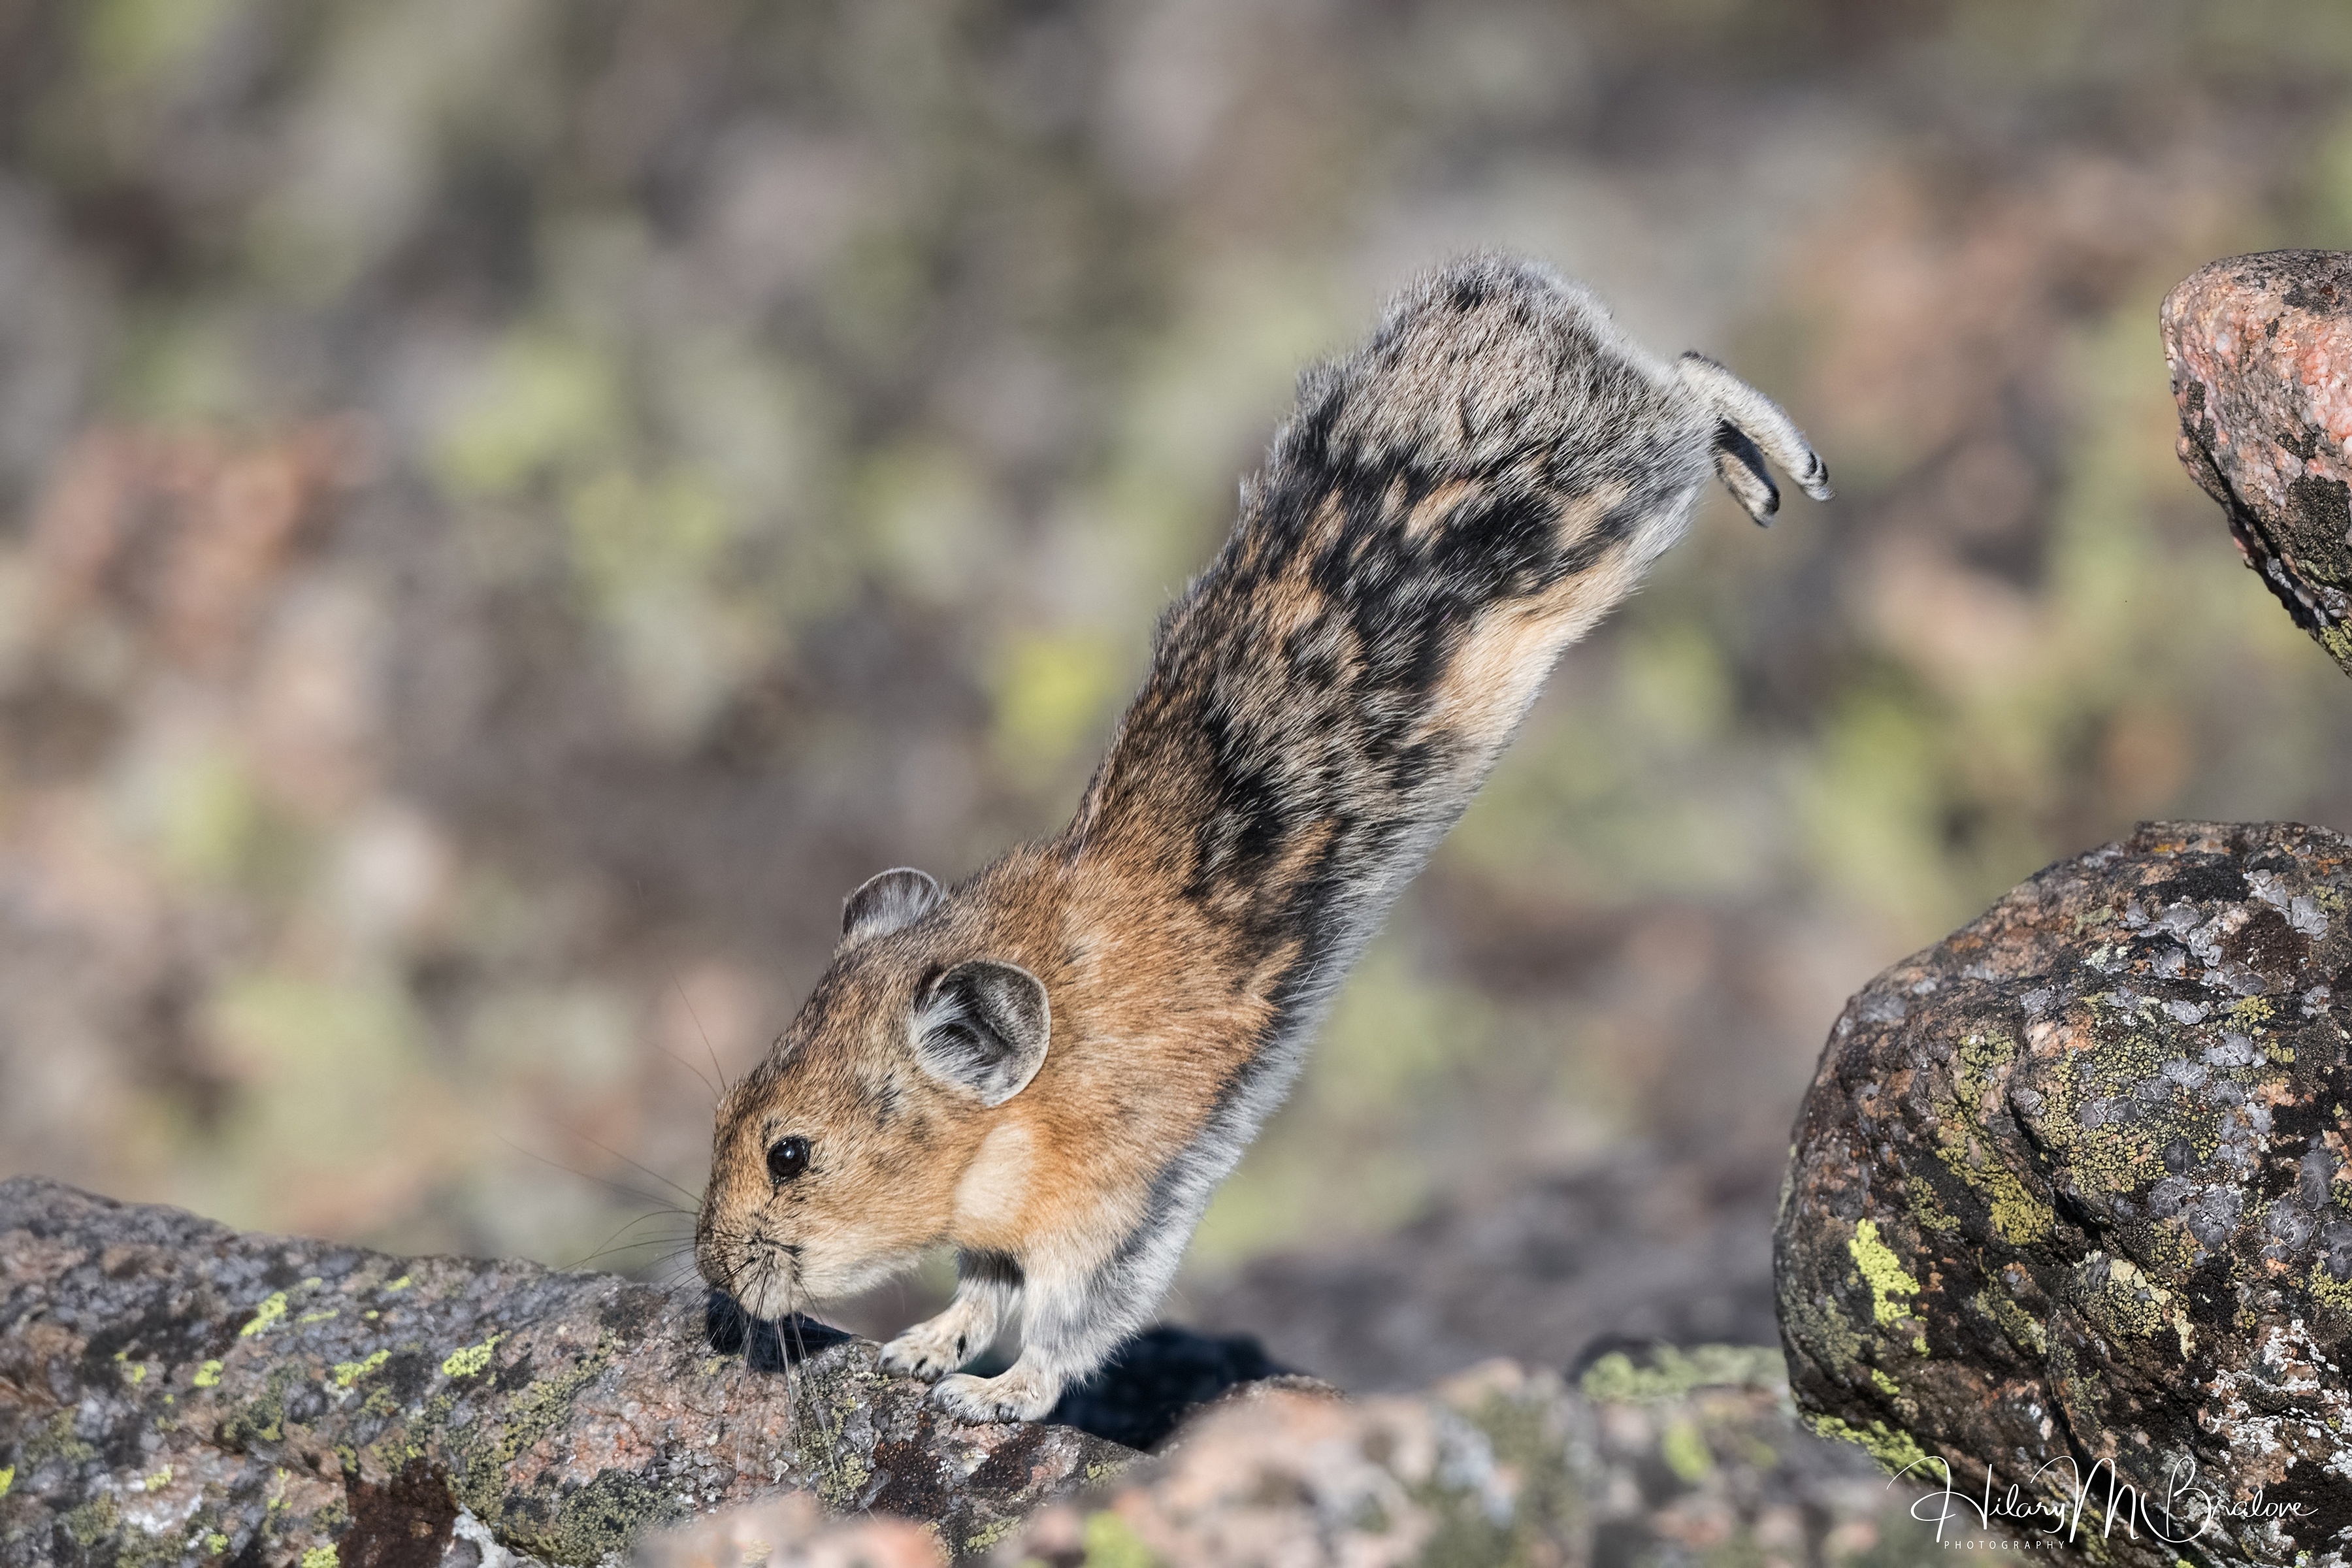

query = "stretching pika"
[696,255,1829,1423]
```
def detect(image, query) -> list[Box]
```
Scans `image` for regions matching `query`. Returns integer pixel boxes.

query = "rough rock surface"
[645,1348,1918,1568]
[2163,249,2352,676]
[1776,821,2352,1568]
[0,1177,1135,1566]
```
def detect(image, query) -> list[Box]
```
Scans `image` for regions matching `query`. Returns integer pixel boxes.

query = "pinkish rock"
[2163,250,2352,676]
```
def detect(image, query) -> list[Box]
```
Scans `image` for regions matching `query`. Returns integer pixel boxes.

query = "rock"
[0,1177,1135,1566]
[637,1347,1916,1568]
[2163,250,2352,678]
[1776,821,2352,1568]
[636,1494,943,1568]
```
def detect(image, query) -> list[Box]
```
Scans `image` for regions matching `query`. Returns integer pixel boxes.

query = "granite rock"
[1776,821,2352,1568]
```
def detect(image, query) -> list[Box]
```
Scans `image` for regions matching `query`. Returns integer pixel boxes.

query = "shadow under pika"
[704,1291,1296,1451]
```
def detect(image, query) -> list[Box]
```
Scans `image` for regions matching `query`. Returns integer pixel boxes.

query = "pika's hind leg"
[877,1249,1021,1382]
[1675,352,1832,527]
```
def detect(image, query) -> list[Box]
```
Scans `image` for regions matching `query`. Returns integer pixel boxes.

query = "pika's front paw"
[877,1320,974,1382]
[928,1367,1060,1424]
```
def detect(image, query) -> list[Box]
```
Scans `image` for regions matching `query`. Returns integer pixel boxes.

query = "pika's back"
[1279,255,1701,498]
[1075,257,1759,902]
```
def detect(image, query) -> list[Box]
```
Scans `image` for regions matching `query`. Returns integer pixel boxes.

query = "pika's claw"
[929,1365,1061,1424]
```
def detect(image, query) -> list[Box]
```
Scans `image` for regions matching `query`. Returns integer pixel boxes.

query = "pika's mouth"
[718,1237,803,1321]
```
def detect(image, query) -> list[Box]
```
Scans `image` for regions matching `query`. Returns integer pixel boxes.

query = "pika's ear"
[842,868,943,945]
[913,960,1049,1107]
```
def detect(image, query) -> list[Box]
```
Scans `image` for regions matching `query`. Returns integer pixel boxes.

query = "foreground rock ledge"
[0,1178,1132,1565]
[1776,821,2352,1568]
[2163,249,2352,678]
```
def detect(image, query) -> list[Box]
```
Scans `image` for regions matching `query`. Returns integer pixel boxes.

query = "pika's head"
[694,867,1050,1320]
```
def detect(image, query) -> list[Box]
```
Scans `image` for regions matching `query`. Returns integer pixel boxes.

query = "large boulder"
[1776,821,2352,1568]
[0,1177,1134,1566]
[2164,249,2352,678]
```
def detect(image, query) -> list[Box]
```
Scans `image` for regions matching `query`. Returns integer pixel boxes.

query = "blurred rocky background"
[2,0,2351,1386]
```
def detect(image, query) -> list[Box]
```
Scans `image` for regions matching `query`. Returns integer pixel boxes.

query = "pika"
[696,254,1829,1423]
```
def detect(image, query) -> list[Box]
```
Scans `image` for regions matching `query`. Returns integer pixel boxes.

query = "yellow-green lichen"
[1870,1368,1900,1397]
[1804,1413,1930,1476]
[206,1533,229,1554]
[26,1410,97,1466]
[299,1310,338,1325]
[1980,1159,2056,1245]
[1661,1418,1715,1483]
[1955,1029,2020,1108]
[0,1465,12,1497]
[440,1334,503,1379]
[240,1292,289,1338]
[1973,1286,2048,1354]
[1906,1175,1961,1232]
[1848,1220,1921,1328]
[333,1350,390,1388]
[299,1546,338,1568]
[143,1465,172,1491]
[63,1495,121,1547]
[384,1275,412,1291]
[193,1360,223,1388]
[1081,1510,1158,1568]
[1580,1343,1786,1403]
[2313,1260,2352,1315]
[964,1516,1019,1555]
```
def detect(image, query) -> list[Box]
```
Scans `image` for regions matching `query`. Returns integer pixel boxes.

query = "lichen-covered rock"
[1776,821,2352,1568]
[2163,250,2352,677]
[638,1347,1921,1568]
[0,1178,1134,1567]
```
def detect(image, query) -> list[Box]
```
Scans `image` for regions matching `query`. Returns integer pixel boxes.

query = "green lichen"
[1869,1368,1900,1397]
[1848,1220,1921,1328]
[1578,1344,1785,1403]
[1082,1510,1158,1568]
[63,1495,121,1547]
[299,1548,338,1568]
[1661,1419,1715,1483]
[1803,1413,1929,1476]
[240,1291,289,1337]
[964,1515,1019,1555]
[491,1467,684,1565]
[2312,1260,2352,1316]
[440,1333,502,1379]
[206,1533,230,1554]
[143,1465,172,1490]
[1955,1028,2019,1108]
[25,1410,96,1465]
[0,1465,12,1497]
[1905,1175,1961,1232]
[193,1360,223,1387]
[332,1350,390,1388]
[1972,1286,2048,1354]
[489,1337,615,1464]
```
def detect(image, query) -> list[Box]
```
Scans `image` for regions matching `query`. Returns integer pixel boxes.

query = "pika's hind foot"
[929,1364,1062,1424]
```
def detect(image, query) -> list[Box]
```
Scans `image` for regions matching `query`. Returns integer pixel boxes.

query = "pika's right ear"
[841,868,943,945]
[913,960,1049,1107]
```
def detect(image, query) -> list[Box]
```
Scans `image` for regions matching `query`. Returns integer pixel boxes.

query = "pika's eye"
[766,1136,811,1184]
